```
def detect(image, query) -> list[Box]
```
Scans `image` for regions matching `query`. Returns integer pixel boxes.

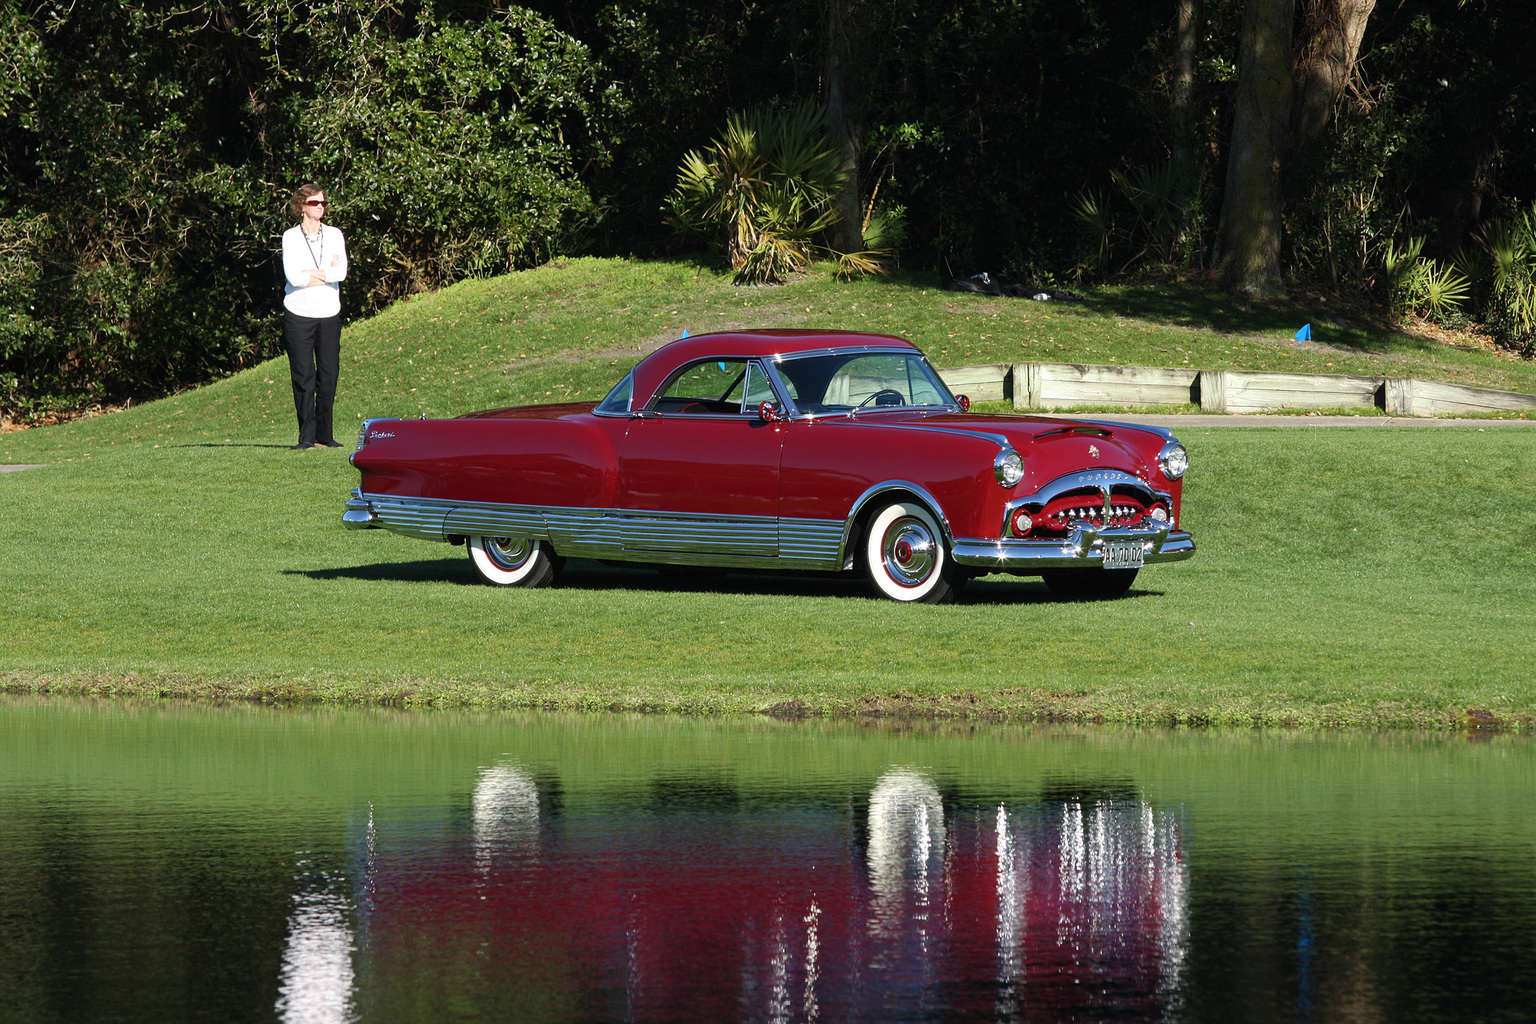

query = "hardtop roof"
[631,330,919,405]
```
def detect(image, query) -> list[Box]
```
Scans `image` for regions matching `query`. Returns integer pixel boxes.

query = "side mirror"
[955,394,971,412]
[757,401,786,423]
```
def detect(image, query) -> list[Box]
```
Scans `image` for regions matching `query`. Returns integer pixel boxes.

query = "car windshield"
[773,352,955,415]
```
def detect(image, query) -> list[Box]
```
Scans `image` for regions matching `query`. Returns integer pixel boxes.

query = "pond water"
[1,698,1532,1024]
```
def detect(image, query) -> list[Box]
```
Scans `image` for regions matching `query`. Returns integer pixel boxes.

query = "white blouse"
[282,224,348,318]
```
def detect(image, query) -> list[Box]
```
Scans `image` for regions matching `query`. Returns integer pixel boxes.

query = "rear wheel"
[467,536,562,588]
[863,501,955,604]
[1041,567,1138,600]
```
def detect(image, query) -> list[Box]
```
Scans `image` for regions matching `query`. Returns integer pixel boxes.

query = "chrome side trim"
[779,518,845,569]
[819,419,1009,446]
[345,492,845,570]
[443,503,549,541]
[544,507,618,554]
[363,494,455,541]
[616,510,778,557]
[952,527,1196,571]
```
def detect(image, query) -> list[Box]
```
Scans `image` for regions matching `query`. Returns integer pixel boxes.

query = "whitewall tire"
[863,501,955,604]
[466,536,561,588]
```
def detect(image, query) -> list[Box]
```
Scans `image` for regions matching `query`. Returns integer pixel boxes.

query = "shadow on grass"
[168,442,315,449]
[291,558,474,585]
[864,268,1432,358]
[964,577,1165,605]
[1078,283,1439,358]
[290,557,1163,605]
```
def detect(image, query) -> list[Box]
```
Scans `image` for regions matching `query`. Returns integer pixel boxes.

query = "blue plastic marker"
[1294,323,1311,343]
[681,328,690,338]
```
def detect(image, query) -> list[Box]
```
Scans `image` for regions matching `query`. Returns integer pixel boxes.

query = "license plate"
[1102,539,1145,570]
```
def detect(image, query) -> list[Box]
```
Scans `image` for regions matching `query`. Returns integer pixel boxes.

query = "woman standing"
[281,183,349,449]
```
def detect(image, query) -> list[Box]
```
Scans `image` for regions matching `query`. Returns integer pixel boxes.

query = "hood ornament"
[1088,444,1100,459]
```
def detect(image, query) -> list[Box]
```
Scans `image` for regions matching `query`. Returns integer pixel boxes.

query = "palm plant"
[1072,159,1200,280]
[1381,234,1471,322]
[1110,161,1187,266]
[1478,203,1536,352]
[667,103,879,284]
[1382,234,1426,312]
[1071,191,1113,280]
[1419,261,1471,320]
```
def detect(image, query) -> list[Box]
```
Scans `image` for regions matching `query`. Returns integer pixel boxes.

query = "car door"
[617,359,786,558]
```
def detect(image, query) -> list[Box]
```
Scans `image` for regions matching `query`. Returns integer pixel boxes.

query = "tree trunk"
[1293,0,1377,142]
[1216,0,1296,297]
[823,0,864,254]
[1171,0,1199,242]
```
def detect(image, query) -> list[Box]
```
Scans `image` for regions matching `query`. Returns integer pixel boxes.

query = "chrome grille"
[1025,493,1153,537]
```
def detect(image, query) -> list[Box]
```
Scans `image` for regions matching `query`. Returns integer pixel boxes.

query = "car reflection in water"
[472,762,545,869]
[274,865,358,1024]
[332,766,1188,1023]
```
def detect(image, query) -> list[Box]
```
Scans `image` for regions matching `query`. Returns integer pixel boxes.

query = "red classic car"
[342,330,1194,602]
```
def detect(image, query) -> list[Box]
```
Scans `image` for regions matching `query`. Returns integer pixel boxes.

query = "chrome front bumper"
[951,522,1195,571]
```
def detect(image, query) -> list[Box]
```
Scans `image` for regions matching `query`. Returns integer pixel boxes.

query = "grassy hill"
[5,257,1533,461]
[3,258,1534,727]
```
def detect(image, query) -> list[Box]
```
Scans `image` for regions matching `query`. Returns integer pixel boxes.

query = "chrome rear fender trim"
[346,492,845,569]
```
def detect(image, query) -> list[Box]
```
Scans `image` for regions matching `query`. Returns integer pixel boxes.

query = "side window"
[743,362,777,408]
[654,360,750,415]
[595,371,633,414]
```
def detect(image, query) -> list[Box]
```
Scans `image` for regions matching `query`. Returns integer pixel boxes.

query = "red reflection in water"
[341,768,1187,1023]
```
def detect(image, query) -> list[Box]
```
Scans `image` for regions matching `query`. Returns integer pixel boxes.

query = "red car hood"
[862,410,1167,488]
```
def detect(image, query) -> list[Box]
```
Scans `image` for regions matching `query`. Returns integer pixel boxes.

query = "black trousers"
[283,311,341,445]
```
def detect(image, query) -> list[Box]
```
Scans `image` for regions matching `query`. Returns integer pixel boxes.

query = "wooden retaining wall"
[935,362,1536,417]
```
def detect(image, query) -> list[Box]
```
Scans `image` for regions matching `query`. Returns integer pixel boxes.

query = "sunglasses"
[304,199,328,208]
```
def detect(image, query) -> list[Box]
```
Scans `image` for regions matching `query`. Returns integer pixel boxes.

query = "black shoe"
[292,442,315,450]
[319,440,345,448]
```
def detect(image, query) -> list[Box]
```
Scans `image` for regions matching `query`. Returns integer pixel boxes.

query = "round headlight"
[1158,442,1189,480]
[994,449,1024,487]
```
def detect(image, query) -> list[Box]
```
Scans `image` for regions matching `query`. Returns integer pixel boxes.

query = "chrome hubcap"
[486,537,533,571]
[881,518,937,587]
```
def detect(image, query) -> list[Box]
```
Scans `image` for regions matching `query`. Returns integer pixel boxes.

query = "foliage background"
[2,0,1534,419]
[0,0,611,418]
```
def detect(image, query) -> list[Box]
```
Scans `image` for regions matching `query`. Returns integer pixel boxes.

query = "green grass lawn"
[4,258,1534,726]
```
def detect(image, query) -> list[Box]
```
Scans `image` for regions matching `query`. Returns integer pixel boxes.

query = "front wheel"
[1041,567,1138,600]
[863,501,956,603]
[466,536,563,588]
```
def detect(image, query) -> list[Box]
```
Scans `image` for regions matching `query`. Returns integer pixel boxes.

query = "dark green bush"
[0,0,610,420]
